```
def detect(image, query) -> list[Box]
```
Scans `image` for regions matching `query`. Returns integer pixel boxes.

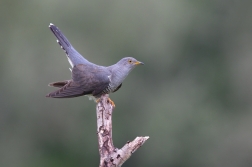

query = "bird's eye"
[128,60,132,63]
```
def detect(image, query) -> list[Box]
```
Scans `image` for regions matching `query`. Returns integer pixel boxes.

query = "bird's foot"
[96,97,115,108]
[96,98,100,103]
[108,98,115,108]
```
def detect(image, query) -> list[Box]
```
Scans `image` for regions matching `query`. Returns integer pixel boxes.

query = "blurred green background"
[1,0,252,166]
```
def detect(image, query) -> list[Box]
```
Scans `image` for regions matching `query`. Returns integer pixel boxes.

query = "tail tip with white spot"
[49,23,54,27]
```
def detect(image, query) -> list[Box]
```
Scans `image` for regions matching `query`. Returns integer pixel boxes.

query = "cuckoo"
[46,23,144,106]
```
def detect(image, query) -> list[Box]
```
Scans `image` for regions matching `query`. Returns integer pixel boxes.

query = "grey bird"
[46,23,144,106]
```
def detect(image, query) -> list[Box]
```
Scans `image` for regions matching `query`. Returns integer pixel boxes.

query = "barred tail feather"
[49,23,71,54]
[48,23,91,67]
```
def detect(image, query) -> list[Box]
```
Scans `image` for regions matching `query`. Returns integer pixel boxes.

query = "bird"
[46,23,144,107]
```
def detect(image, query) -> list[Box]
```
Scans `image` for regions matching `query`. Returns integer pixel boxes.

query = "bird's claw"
[96,97,115,108]
[108,98,115,108]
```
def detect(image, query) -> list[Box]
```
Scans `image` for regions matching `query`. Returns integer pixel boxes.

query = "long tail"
[49,23,91,67]
[49,23,72,55]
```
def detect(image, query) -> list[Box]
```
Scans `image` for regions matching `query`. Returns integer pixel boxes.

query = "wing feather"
[72,64,111,96]
[46,64,111,98]
[46,81,90,98]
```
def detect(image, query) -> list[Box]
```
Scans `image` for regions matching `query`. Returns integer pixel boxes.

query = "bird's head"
[117,57,144,70]
[109,57,144,83]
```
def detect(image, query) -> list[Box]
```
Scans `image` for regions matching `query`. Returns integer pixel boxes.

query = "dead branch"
[96,94,149,167]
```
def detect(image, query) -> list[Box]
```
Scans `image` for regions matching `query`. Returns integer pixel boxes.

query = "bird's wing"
[46,64,111,98]
[72,64,111,96]
[46,80,88,98]
[49,23,91,67]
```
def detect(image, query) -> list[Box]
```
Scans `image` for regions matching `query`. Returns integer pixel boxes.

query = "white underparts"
[85,95,97,102]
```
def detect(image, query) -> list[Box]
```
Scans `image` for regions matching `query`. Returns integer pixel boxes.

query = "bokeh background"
[1,0,252,166]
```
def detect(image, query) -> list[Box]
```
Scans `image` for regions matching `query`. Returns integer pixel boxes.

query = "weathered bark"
[96,94,149,167]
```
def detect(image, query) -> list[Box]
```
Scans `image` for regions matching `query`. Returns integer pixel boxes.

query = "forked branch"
[96,94,149,167]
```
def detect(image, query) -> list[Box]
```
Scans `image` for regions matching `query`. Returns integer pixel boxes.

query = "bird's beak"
[134,61,144,65]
